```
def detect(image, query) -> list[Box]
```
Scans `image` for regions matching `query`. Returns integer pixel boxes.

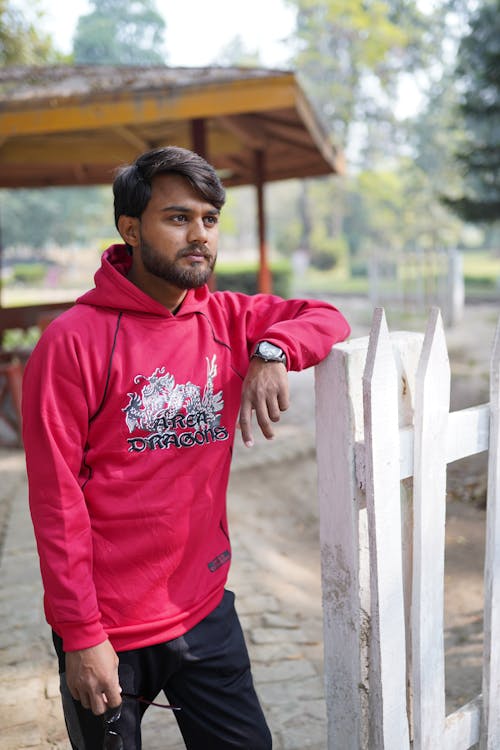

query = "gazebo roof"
[0,64,343,188]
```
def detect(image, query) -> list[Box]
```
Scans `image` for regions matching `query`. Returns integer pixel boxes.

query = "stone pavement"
[0,368,330,750]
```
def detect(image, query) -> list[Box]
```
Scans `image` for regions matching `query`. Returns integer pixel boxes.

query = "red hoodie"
[22,244,350,652]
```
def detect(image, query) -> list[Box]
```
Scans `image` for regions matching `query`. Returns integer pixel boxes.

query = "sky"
[26,0,297,68]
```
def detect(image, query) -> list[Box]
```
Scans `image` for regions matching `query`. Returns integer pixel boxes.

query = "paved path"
[0,369,328,750]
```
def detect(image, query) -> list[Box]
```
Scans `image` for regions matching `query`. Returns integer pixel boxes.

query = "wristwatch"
[252,341,287,364]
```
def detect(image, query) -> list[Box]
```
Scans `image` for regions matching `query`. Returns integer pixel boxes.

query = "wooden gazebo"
[0,64,341,316]
[0,64,342,443]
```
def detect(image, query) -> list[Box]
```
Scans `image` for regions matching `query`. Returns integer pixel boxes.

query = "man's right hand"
[65,639,122,716]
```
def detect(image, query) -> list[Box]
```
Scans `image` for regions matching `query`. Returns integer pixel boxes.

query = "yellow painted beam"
[0,76,297,138]
[294,87,341,173]
[0,138,136,164]
[0,129,244,166]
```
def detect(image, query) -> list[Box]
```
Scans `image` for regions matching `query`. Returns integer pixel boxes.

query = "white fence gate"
[315,307,500,749]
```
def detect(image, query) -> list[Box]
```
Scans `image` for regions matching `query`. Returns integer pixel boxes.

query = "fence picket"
[481,318,500,749]
[315,340,368,749]
[411,308,450,749]
[362,309,410,749]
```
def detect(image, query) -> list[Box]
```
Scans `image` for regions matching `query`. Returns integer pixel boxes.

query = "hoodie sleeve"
[221,293,351,370]
[22,325,108,652]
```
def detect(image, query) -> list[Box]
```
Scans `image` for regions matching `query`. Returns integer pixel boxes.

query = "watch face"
[259,342,282,358]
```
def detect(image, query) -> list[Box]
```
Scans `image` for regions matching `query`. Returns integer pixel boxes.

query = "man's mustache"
[177,244,212,259]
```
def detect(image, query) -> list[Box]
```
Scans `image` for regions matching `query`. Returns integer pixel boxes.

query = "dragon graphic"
[123,355,224,436]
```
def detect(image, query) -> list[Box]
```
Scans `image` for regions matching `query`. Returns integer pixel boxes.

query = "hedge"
[214,261,292,298]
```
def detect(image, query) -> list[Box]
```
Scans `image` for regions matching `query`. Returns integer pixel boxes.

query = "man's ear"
[117,215,140,247]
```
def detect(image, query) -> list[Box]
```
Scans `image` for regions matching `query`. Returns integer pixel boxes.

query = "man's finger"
[89,683,122,716]
[266,394,282,423]
[277,385,290,413]
[89,691,108,716]
[238,399,254,447]
[254,401,276,440]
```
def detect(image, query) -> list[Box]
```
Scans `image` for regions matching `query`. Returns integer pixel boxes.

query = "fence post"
[316,325,424,748]
[445,249,465,327]
[481,319,500,749]
[315,338,369,749]
[411,308,450,749]
[363,309,410,748]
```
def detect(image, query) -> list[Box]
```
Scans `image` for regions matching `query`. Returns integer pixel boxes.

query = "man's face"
[134,173,219,290]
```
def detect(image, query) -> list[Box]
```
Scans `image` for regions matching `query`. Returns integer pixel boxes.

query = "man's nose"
[186,218,209,244]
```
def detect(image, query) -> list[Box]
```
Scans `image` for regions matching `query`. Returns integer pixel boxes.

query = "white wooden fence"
[315,306,500,749]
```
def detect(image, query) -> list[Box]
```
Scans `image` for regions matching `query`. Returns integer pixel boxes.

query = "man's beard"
[139,238,216,289]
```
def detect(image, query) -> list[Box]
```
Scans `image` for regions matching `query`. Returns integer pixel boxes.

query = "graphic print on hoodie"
[123,355,228,453]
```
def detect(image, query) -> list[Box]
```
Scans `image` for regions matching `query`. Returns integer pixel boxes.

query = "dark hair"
[113,146,226,228]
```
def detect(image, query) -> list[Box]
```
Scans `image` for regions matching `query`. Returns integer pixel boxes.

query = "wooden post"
[190,118,207,158]
[481,317,500,749]
[411,308,450,749]
[363,309,410,749]
[445,249,465,328]
[315,326,423,749]
[254,150,272,295]
[315,339,368,749]
[190,118,216,291]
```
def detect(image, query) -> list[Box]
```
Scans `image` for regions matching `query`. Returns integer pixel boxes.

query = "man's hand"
[239,358,289,447]
[65,639,121,716]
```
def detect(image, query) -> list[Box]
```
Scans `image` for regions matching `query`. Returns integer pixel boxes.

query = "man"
[22,146,350,750]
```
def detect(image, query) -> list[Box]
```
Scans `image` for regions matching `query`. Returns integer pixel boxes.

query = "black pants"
[53,590,272,750]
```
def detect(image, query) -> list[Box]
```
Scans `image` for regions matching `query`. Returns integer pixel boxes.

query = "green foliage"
[0,0,58,64]
[462,250,500,290]
[288,0,434,145]
[273,0,471,291]
[12,263,45,284]
[0,186,115,249]
[215,261,292,298]
[309,227,349,271]
[2,326,40,351]
[274,217,303,256]
[73,0,167,65]
[443,0,500,223]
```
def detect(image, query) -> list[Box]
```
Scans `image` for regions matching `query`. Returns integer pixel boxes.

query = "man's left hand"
[239,359,289,447]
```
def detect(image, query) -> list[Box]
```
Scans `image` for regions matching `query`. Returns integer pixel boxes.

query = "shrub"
[215,260,292,298]
[12,263,46,284]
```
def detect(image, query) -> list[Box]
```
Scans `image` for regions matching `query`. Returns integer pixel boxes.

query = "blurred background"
[1,0,499,332]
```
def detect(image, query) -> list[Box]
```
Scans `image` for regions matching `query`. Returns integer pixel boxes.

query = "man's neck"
[127,267,187,312]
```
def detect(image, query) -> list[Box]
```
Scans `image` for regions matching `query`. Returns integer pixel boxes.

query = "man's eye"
[204,216,218,225]
[171,215,187,222]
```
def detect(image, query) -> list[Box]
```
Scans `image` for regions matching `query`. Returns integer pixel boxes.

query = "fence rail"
[315,307,500,749]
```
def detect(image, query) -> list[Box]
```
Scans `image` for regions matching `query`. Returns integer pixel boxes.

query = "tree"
[0,0,57,65]
[268,0,477,276]
[214,35,261,67]
[443,0,500,223]
[276,0,447,270]
[287,0,435,150]
[73,0,167,65]
[0,187,115,249]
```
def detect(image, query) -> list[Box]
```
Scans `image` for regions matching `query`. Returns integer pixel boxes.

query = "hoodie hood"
[77,244,210,318]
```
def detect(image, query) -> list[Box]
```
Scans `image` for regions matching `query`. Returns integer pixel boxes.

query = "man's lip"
[180,251,210,260]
